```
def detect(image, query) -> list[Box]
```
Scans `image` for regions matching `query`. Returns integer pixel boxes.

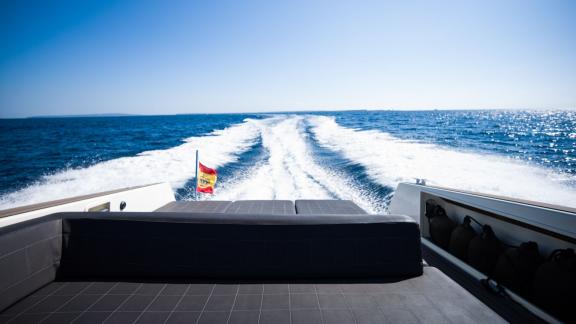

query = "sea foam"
[309,115,576,208]
[0,119,260,209]
[211,116,381,213]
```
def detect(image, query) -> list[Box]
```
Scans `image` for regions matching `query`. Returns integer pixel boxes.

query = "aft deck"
[0,199,507,323]
[0,268,503,324]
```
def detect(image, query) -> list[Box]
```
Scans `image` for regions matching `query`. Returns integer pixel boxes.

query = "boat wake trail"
[211,116,381,213]
[0,120,260,209]
[309,116,576,208]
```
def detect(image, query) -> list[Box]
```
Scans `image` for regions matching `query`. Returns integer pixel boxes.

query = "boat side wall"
[0,218,62,312]
[390,182,574,323]
[390,182,576,243]
[0,183,175,228]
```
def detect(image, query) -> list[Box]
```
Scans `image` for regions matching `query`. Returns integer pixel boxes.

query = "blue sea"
[1,110,575,212]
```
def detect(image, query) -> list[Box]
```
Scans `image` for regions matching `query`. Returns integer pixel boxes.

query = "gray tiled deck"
[0,268,504,324]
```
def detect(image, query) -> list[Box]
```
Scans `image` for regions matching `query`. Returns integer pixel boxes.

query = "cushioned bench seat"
[225,200,296,215]
[155,201,232,213]
[155,200,296,215]
[155,200,368,215]
[0,267,504,324]
[58,213,420,279]
[295,200,367,215]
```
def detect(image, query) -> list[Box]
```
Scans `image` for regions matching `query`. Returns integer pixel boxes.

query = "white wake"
[309,116,576,208]
[210,116,381,213]
[0,120,260,209]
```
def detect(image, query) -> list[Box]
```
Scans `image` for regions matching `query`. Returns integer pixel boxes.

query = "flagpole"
[194,150,199,201]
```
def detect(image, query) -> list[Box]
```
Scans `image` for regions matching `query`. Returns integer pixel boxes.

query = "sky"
[0,0,575,118]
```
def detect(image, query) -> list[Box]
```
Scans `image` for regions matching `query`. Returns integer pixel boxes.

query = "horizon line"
[1,107,575,119]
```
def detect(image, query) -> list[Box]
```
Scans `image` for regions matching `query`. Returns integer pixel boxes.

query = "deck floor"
[0,268,503,324]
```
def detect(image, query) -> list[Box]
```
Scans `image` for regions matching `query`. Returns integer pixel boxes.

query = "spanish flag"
[196,162,217,194]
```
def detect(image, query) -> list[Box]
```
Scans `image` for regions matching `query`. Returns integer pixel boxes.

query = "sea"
[1,110,575,213]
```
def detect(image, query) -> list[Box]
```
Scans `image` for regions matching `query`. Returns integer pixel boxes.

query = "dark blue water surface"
[0,114,262,196]
[0,110,574,207]
[319,110,576,175]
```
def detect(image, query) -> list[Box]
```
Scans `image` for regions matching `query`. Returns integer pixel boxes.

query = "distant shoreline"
[27,113,138,119]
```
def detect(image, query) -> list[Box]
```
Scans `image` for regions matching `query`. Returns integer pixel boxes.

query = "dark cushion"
[57,212,422,279]
[155,201,232,213]
[296,200,367,215]
[225,200,296,215]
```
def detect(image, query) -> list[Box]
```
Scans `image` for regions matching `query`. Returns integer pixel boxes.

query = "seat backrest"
[58,212,422,279]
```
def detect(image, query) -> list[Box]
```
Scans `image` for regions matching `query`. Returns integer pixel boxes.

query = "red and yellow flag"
[196,162,217,194]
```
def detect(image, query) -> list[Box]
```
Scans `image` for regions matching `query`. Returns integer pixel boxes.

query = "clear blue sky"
[0,0,575,117]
